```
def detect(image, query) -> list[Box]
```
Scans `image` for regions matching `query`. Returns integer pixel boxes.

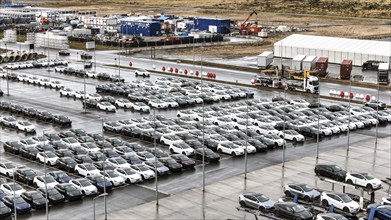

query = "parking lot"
[0,54,390,219]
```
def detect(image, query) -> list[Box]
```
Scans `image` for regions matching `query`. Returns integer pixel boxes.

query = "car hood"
[157,167,170,173]
[58,177,72,183]
[295,210,313,219]
[263,200,276,208]
[368,178,382,185]
[16,203,30,210]
[306,189,320,198]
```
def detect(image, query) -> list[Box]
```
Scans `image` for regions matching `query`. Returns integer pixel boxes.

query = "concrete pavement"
[102,136,390,220]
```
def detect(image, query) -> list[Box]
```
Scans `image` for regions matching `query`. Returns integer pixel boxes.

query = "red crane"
[240,11,261,35]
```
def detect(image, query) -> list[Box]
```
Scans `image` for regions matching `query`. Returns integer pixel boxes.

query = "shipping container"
[315,57,328,77]
[120,20,161,36]
[302,56,317,70]
[340,59,352,80]
[257,51,273,69]
[378,63,390,85]
[291,55,306,70]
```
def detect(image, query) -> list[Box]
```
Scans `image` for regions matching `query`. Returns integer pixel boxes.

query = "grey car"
[144,160,170,176]
[239,192,275,212]
[283,183,320,202]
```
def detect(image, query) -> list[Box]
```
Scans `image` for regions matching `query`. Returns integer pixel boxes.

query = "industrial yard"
[0,1,390,220]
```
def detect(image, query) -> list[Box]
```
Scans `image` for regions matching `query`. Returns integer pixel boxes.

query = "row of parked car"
[3,59,68,70]
[54,66,125,82]
[0,101,72,127]
[237,164,389,220]
[0,71,64,90]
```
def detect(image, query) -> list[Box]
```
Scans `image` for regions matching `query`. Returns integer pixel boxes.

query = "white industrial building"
[274,34,391,68]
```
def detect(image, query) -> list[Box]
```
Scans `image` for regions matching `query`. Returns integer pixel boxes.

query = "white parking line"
[135,183,170,196]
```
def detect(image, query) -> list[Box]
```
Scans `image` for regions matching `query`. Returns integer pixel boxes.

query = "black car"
[273,202,313,220]
[59,50,70,56]
[93,161,116,171]
[101,148,120,158]
[36,144,55,152]
[53,115,72,126]
[96,141,114,149]
[200,137,219,151]
[88,133,105,142]
[80,52,92,59]
[59,131,77,138]
[247,139,268,152]
[20,146,40,160]
[184,139,204,150]
[23,107,38,118]
[113,146,135,156]
[2,196,31,214]
[70,128,88,137]
[314,164,347,182]
[37,111,54,121]
[15,168,37,185]
[36,187,65,205]
[171,154,196,169]
[158,157,183,173]
[3,141,23,154]
[88,151,107,161]
[364,100,387,110]
[106,137,125,147]
[145,148,169,158]
[50,141,68,150]
[44,133,62,141]
[56,157,77,172]
[193,148,220,162]
[121,155,143,165]
[86,175,113,192]
[83,99,98,108]
[122,127,142,138]
[54,183,82,201]
[96,84,111,93]
[73,154,94,164]
[49,171,72,183]
[140,131,161,142]
[97,72,111,80]
[55,149,74,158]
[299,126,319,138]
[21,191,48,209]
[0,201,12,218]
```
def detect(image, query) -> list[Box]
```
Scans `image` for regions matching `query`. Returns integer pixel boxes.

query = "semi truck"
[251,69,319,94]
[378,63,390,85]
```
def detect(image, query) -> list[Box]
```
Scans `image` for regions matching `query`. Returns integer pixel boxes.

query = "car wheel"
[182,152,186,155]
[218,149,222,154]
[75,170,80,175]
[366,184,373,190]
[170,148,174,153]
[284,190,292,197]
[239,201,246,208]
[346,179,353,185]
[126,179,131,184]
[322,199,329,207]
[81,190,86,196]
[343,207,350,213]
[231,152,236,156]
[303,196,311,202]
[293,138,297,142]
[259,206,266,213]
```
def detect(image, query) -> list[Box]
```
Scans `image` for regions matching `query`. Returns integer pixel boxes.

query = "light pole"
[153,109,159,205]
[43,131,49,220]
[101,118,107,220]
[5,42,9,96]
[316,79,321,164]
[244,97,249,179]
[346,75,352,152]
[13,168,17,220]
[200,55,206,192]
[93,193,108,220]
[282,77,287,167]
[374,78,380,152]
[83,58,87,114]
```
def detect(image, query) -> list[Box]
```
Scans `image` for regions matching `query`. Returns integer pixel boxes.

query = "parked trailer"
[340,59,352,80]
[315,57,328,77]
[378,63,390,85]
[257,51,273,69]
[251,75,283,88]
[252,75,319,94]
[302,56,317,71]
[291,54,306,71]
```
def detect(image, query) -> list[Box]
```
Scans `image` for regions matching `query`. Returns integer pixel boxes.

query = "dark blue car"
[2,196,31,214]
[0,201,12,217]
[368,204,391,220]
[49,171,72,183]
[86,175,113,192]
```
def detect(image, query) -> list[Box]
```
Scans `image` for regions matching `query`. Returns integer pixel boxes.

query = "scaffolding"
[3,29,17,42]
[35,32,69,49]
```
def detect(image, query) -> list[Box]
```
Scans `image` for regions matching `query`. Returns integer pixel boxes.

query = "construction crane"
[240,11,261,35]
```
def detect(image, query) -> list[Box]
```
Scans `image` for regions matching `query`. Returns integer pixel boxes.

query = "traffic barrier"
[355,94,360,99]
[329,90,334,95]
[184,69,188,75]
[169,67,173,73]
[175,68,178,73]
[350,92,354,99]
[179,68,183,74]
[359,94,364,99]
[336,91,340,96]
[340,91,345,98]
[189,70,193,75]
[344,92,349,97]
[162,66,166,72]
[129,61,132,67]
[371,96,376,101]
[365,95,371,102]
[195,71,199,76]
[152,65,156,70]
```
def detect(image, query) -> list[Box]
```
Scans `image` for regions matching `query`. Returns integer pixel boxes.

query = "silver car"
[239,192,275,212]
[283,183,320,202]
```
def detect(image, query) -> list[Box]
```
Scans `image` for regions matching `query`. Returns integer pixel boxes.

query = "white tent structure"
[274,34,391,68]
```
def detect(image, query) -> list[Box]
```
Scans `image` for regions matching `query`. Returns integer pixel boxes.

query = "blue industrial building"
[120,20,161,37]
[194,18,230,34]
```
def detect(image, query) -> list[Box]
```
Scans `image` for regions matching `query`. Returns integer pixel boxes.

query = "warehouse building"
[194,18,231,34]
[274,34,391,68]
[120,20,161,36]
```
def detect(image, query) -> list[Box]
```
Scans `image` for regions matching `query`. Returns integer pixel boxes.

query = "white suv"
[321,192,360,214]
[345,172,382,190]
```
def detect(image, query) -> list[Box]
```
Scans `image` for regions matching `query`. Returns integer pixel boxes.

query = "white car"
[160,134,184,145]
[19,139,39,148]
[256,125,280,136]
[321,192,360,213]
[217,142,244,156]
[169,142,194,156]
[17,74,29,82]
[0,162,17,177]
[0,183,26,196]
[135,68,150,77]
[262,134,285,147]
[54,66,66,72]
[80,143,100,153]
[234,121,258,131]
[130,102,150,112]
[115,99,132,109]
[37,151,59,165]
[114,168,142,183]
[176,110,198,119]
[59,88,75,97]
[290,99,310,106]
[188,95,203,104]
[86,71,98,78]
[97,101,116,112]
[130,164,155,180]
[345,172,382,189]
[50,80,63,89]
[38,78,51,87]
[316,213,349,220]
[280,130,305,142]
[163,99,179,108]
[106,157,130,169]
[381,197,391,205]
[73,90,86,99]
[148,99,169,109]
[62,137,81,148]
[27,76,40,84]
[33,175,59,188]
[16,121,36,133]
[86,93,102,101]
[70,178,98,195]
[239,143,257,154]
[100,170,125,186]
[75,163,101,177]
[213,117,236,127]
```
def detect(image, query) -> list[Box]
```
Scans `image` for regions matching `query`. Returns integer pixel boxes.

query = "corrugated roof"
[275,34,391,57]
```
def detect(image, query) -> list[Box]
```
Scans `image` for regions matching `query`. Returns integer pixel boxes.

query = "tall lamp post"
[101,118,107,220]
[43,131,49,220]
[93,193,108,220]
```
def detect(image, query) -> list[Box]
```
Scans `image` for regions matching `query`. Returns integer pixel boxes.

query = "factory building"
[120,20,161,36]
[194,18,231,34]
[274,34,391,67]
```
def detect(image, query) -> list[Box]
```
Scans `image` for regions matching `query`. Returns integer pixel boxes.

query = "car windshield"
[43,176,56,183]
[31,193,43,199]
[57,173,68,178]
[362,173,375,180]
[46,152,57,158]
[253,193,269,202]
[24,170,36,176]
[14,197,26,204]
[300,184,313,192]
[339,194,352,203]
[79,180,91,187]
[138,166,149,171]
[4,163,16,169]
[85,164,96,170]
[64,185,77,191]
[10,184,23,191]
[123,169,136,175]
[331,165,342,172]
[291,204,306,213]
[47,188,59,195]
[166,159,177,164]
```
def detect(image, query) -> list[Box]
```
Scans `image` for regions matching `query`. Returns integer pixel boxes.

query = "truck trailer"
[378,63,390,85]
[257,51,273,69]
